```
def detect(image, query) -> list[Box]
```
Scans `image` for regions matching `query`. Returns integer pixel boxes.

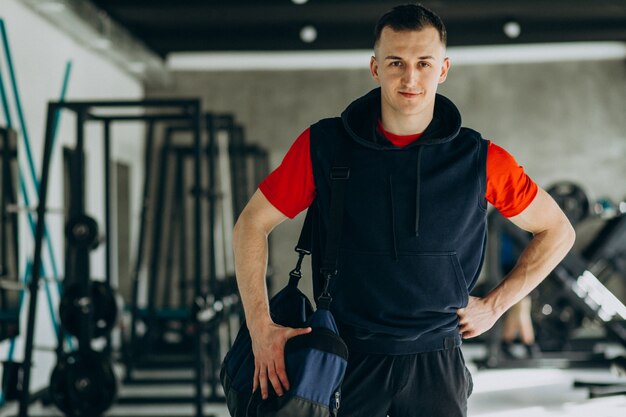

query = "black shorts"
[337,346,473,417]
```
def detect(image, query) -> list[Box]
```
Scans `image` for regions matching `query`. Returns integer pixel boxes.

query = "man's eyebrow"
[384,55,435,60]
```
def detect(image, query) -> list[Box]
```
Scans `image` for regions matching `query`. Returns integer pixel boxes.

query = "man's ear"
[370,56,380,84]
[438,57,451,84]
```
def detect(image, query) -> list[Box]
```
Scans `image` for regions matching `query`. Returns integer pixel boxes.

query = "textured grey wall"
[148,59,626,298]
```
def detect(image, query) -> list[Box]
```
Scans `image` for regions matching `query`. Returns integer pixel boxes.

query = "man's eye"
[390,61,403,67]
[419,62,431,68]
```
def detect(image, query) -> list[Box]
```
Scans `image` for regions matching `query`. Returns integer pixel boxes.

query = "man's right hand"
[249,320,312,400]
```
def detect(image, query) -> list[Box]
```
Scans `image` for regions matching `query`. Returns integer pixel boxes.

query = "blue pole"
[0,20,60,277]
[0,19,72,288]
[0,36,12,128]
[0,22,74,354]
[51,61,71,148]
[0,20,40,192]
[0,19,62,287]
[0,19,60,326]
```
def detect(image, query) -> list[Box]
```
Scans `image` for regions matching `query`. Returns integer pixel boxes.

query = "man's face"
[370,26,450,120]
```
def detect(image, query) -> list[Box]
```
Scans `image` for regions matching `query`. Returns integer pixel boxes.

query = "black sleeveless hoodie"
[310,87,489,354]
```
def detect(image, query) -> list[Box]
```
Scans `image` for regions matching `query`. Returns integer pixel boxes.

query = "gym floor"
[1,345,624,417]
[464,345,626,417]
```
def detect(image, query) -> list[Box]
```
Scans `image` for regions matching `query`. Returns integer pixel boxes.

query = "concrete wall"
[148,58,626,299]
[0,0,144,396]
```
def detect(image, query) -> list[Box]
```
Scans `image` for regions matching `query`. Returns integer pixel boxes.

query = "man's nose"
[402,65,418,84]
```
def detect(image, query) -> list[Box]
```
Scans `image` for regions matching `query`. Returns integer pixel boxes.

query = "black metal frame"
[160,147,185,311]
[144,125,174,352]
[129,123,203,354]
[127,120,154,375]
[125,114,231,404]
[210,114,235,295]
[206,114,231,402]
[583,214,626,279]
[152,142,193,327]
[124,113,266,405]
[127,126,195,357]
[0,127,19,342]
[19,99,204,417]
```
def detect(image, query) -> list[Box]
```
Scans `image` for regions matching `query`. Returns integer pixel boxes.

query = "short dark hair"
[374,4,447,49]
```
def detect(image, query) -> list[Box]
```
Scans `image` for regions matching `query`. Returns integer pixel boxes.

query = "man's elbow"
[232,209,268,247]
[560,216,576,252]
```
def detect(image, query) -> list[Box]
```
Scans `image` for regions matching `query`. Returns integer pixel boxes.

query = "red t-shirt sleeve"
[486,141,538,217]
[258,128,316,219]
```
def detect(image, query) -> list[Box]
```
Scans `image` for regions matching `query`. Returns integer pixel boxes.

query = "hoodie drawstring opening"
[415,146,423,237]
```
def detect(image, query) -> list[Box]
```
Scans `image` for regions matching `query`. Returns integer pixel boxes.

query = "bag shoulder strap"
[321,135,350,270]
[288,209,313,286]
[290,135,350,309]
[295,209,313,254]
[318,136,350,308]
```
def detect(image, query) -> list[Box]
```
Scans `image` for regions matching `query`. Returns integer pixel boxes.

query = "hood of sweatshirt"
[340,87,462,149]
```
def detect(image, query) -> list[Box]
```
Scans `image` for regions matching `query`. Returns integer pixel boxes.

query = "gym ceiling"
[90,0,626,57]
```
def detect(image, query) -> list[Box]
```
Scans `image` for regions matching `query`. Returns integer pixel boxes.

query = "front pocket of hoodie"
[333,250,469,336]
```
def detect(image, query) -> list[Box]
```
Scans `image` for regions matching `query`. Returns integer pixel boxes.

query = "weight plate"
[66,215,99,249]
[60,281,118,339]
[531,278,584,352]
[546,181,590,226]
[49,350,117,416]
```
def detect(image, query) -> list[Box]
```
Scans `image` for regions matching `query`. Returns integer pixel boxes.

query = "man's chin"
[398,104,428,116]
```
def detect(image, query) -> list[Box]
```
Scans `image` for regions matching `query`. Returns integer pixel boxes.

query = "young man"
[232,4,575,417]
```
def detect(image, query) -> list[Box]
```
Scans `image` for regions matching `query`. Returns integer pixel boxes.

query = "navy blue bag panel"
[221,283,315,417]
[255,309,348,417]
[287,310,348,407]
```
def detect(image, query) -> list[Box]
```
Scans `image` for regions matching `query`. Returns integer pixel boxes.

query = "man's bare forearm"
[231,191,309,398]
[232,213,273,329]
[485,216,575,316]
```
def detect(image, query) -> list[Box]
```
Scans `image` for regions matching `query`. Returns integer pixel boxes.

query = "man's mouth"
[399,91,420,98]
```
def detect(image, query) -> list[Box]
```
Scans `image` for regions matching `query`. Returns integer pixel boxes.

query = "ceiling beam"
[89,0,626,54]
[98,1,626,27]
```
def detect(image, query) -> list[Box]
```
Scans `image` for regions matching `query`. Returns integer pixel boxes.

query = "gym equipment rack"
[20,99,204,417]
[124,113,255,405]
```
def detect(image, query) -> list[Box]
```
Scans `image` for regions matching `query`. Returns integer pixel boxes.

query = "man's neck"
[380,106,434,136]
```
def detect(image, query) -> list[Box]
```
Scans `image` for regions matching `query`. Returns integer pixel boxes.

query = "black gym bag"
[221,140,351,417]
[220,258,347,416]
